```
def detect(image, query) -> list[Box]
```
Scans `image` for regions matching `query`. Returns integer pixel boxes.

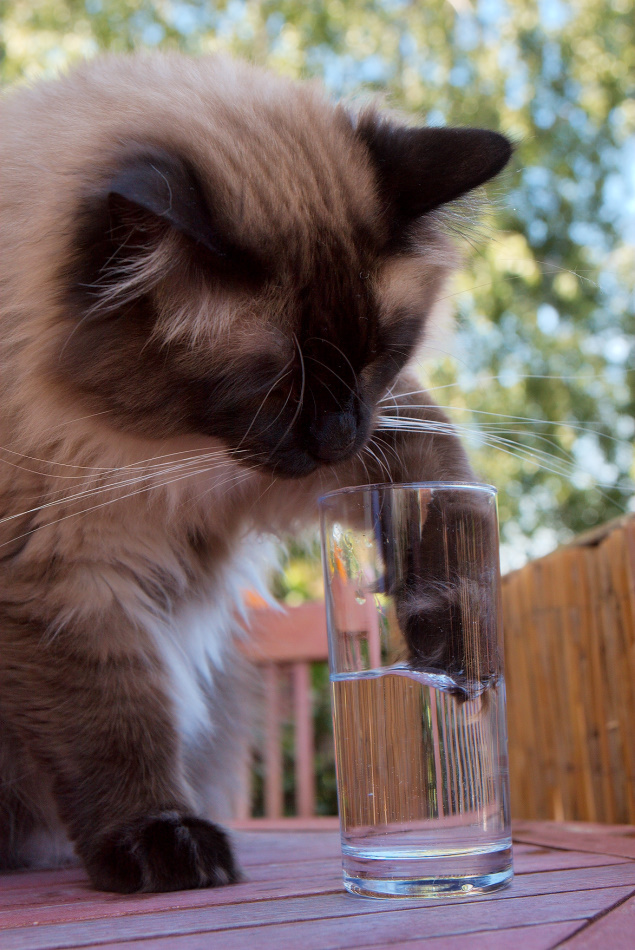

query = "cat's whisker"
[380,381,402,421]
[10,452,256,510]
[363,442,392,482]
[367,436,394,479]
[0,454,255,529]
[370,433,403,469]
[380,412,579,462]
[245,472,280,516]
[381,401,633,449]
[354,450,371,487]
[186,466,256,509]
[530,258,598,289]
[0,453,235,509]
[304,337,358,383]
[0,459,259,551]
[235,358,295,449]
[270,334,305,454]
[269,374,296,434]
[304,355,357,399]
[128,449,240,472]
[376,415,633,494]
[379,371,613,401]
[264,372,297,433]
[433,254,598,305]
[294,333,306,420]
[311,372,339,405]
[48,409,113,430]
[0,443,244,477]
[175,456,266,514]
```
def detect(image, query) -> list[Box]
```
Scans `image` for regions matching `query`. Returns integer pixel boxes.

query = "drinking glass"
[319,482,512,898]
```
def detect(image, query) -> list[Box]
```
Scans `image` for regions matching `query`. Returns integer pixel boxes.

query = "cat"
[0,51,511,892]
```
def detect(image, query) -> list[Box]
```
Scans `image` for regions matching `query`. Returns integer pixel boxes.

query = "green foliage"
[1,0,633,568]
[271,536,324,606]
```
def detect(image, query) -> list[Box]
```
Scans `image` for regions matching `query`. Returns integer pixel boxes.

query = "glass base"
[343,865,513,898]
[341,843,513,899]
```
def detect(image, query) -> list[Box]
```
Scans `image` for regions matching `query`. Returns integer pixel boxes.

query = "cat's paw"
[84,811,242,893]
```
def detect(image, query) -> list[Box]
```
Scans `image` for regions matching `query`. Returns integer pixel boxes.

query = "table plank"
[0,869,86,892]
[0,865,341,926]
[2,823,634,950]
[233,830,344,864]
[2,876,634,950]
[354,920,584,950]
[3,828,630,896]
[3,845,629,915]
[513,820,635,859]
[4,858,635,929]
[561,893,635,949]
[42,887,635,950]
[510,847,631,874]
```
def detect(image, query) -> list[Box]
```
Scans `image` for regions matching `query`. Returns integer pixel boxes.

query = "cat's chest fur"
[152,533,273,743]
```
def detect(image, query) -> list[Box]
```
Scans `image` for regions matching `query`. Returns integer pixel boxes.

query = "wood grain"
[2,823,634,950]
[17,887,632,950]
[242,603,328,663]
[502,514,635,824]
[562,892,635,949]
[3,863,635,949]
[512,819,635,859]
[353,921,584,950]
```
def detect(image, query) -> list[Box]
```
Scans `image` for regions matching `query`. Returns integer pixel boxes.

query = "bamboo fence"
[502,514,635,824]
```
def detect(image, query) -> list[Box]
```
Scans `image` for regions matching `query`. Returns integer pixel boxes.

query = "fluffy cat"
[0,52,511,892]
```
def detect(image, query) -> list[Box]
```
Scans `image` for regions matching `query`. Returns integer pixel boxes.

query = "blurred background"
[2,0,633,816]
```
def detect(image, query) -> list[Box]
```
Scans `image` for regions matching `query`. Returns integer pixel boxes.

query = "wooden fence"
[502,514,635,824]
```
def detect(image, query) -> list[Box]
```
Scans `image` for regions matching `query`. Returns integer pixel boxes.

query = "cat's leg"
[0,612,241,892]
[0,718,75,870]
[362,374,474,487]
[330,375,499,691]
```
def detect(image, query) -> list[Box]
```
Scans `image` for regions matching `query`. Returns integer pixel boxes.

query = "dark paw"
[84,811,241,893]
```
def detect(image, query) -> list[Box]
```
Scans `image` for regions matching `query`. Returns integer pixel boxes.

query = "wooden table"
[1,820,634,949]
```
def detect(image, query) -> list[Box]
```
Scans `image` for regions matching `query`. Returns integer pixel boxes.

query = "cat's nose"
[309,410,357,462]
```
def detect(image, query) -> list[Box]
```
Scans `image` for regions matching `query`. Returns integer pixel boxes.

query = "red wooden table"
[1,820,634,949]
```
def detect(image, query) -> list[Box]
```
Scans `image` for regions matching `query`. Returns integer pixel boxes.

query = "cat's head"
[42,55,511,478]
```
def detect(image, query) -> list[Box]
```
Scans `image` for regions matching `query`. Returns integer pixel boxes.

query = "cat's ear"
[69,148,261,318]
[356,114,512,240]
[106,150,224,255]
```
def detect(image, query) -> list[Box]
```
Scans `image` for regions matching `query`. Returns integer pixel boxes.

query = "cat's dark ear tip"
[449,126,513,180]
[478,128,515,173]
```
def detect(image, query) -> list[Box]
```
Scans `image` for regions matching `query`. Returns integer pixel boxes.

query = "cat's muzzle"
[308,409,358,462]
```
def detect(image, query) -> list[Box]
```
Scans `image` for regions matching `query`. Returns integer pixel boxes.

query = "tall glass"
[319,482,512,898]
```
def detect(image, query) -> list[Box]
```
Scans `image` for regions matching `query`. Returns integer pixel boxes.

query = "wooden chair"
[236,589,380,824]
[237,601,329,822]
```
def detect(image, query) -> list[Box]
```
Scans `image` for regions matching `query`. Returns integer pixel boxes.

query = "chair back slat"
[241,597,373,820]
[264,663,284,818]
[292,661,315,817]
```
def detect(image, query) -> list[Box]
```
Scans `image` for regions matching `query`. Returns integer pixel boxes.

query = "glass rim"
[318,480,497,507]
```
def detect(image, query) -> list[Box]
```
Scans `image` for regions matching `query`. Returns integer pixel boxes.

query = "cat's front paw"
[84,811,241,893]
